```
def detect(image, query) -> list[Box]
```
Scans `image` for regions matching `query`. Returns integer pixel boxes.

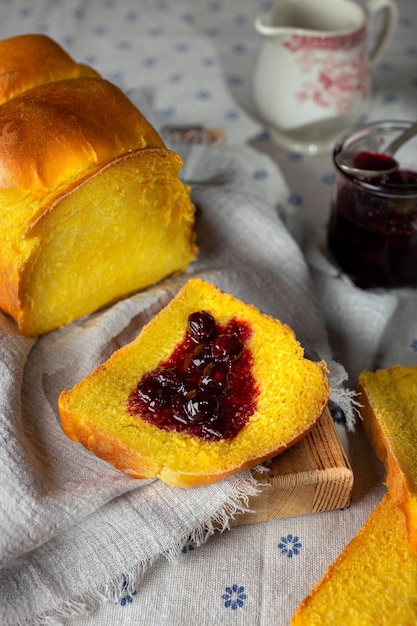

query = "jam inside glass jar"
[327,121,417,289]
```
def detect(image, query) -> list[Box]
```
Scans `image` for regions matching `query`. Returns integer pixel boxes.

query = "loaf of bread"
[0,35,197,336]
[358,364,417,552]
[0,33,100,104]
[291,493,417,625]
[58,278,330,488]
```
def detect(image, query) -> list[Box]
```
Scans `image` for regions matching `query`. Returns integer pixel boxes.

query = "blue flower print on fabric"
[232,42,248,55]
[107,70,123,84]
[208,1,222,12]
[148,26,164,37]
[205,27,220,37]
[181,12,194,24]
[156,0,169,10]
[118,580,137,606]
[181,539,196,554]
[253,168,268,181]
[116,40,132,51]
[262,0,276,12]
[125,11,139,23]
[62,36,75,47]
[255,129,271,142]
[175,42,189,53]
[222,584,247,610]
[287,151,303,163]
[382,93,398,104]
[331,405,346,425]
[195,89,212,101]
[83,54,99,67]
[73,7,85,20]
[93,25,108,36]
[405,44,417,57]
[224,108,240,122]
[287,192,303,207]
[161,106,176,120]
[399,14,415,27]
[168,72,184,83]
[234,14,249,27]
[228,74,243,87]
[278,534,302,558]
[378,60,394,72]
[322,171,335,185]
[142,56,157,68]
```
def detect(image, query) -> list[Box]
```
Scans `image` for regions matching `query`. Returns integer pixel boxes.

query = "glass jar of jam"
[327,120,417,289]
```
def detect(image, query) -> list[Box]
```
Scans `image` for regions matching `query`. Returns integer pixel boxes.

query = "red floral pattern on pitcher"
[284,27,366,52]
[284,28,370,114]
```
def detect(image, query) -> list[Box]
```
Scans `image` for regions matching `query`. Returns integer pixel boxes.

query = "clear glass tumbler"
[327,120,417,288]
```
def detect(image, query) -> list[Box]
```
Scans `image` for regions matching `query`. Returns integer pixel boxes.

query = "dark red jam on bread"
[127,311,258,441]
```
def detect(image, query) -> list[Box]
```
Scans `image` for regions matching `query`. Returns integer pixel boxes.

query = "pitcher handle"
[365,0,398,65]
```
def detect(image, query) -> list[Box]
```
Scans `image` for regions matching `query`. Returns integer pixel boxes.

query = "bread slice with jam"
[58,279,330,488]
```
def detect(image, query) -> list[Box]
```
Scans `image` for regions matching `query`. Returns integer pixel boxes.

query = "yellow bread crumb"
[358,365,417,552]
[292,493,417,625]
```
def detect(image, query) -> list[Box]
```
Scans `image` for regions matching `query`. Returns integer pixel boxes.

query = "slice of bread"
[358,365,417,552]
[58,278,330,488]
[292,493,417,625]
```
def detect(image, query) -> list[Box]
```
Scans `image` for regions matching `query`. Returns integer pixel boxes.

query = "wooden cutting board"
[231,408,353,526]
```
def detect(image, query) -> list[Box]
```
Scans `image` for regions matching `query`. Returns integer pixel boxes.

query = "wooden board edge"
[230,407,353,526]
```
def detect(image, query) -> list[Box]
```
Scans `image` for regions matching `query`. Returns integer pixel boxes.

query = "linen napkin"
[0,139,353,625]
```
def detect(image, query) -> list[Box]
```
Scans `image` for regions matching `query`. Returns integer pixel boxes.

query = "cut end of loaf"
[15,148,197,336]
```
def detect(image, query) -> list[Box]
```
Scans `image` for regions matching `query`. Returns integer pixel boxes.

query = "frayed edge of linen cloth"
[327,359,361,431]
[6,471,264,626]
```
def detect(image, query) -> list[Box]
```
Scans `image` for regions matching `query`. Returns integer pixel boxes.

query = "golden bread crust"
[58,279,330,488]
[59,405,326,486]
[0,77,165,196]
[0,33,100,104]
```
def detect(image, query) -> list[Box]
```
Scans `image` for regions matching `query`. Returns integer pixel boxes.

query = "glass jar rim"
[333,120,417,198]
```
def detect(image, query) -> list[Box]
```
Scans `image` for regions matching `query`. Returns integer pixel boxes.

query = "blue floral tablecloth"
[0,1,416,625]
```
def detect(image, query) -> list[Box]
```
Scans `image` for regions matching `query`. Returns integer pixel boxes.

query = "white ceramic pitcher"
[253,0,398,154]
